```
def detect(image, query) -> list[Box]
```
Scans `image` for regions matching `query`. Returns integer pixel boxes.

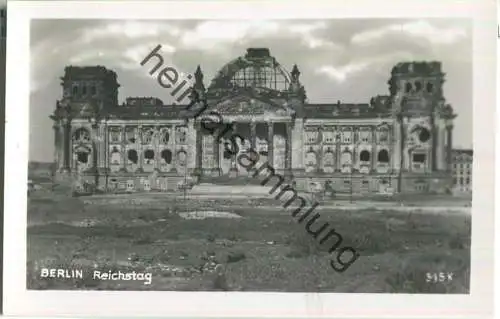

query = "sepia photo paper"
[3,0,496,317]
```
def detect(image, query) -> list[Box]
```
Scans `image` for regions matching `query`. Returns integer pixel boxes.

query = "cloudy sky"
[30,18,472,162]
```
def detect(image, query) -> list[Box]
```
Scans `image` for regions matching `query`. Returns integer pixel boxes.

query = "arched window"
[379,129,389,143]
[378,149,389,163]
[72,85,78,95]
[360,150,370,162]
[90,85,97,96]
[341,151,352,165]
[177,150,187,166]
[405,82,412,93]
[426,82,434,93]
[415,81,422,92]
[161,149,172,164]
[144,150,155,160]
[162,130,170,144]
[76,151,89,164]
[143,129,155,144]
[305,151,317,166]
[126,128,137,144]
[110,129,121,143]
[73,128,91,143]
[127,149,138,164]
[418,128,431,143]
[110,147,121,165]
[82,85,87,95]
[323,151,334,166]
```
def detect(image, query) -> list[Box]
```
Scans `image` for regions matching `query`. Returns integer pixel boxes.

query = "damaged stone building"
[51,48,457,194]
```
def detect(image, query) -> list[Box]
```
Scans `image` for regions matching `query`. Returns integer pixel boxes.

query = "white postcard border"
[3,0,495,317]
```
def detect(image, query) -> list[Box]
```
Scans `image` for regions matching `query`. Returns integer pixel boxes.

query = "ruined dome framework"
[208,48,294,93]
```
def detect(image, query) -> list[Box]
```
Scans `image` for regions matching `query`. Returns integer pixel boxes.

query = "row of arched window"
[404,81,434,94]
[71,83,98,97]
[109,128,187,144]
[109,148,187,166]
[305,149,390,165]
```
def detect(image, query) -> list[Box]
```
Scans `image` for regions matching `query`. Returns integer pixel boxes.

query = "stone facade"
[51,48,457,194]
[451,149,473,193]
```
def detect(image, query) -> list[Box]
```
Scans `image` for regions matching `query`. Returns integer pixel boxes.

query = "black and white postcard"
[3,0,496,317]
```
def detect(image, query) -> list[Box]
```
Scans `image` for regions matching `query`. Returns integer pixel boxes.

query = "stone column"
[371,126,377,171]
[62,120,71,172]
[436,122,445,171]
[268,122,274,167]
[291,118,304,171]
[195,123,203,174]
[230,122,239,173]
[250,121,257,149]
[352,127,357,169]
[53,123,61,170]
[186,121,197,172]
[99,123,107,171]
[392,122,401,171]
[446,124,453,172]
[137,125,143,172]
[121,124,127,172]
[285,122,292,176]
[213,133,220,175]
[154,125,160,171]
[431,121,437,172]
[170,125,176,146]
[91,123,99,170]
[317,128,323,172]
[335,129,341,171]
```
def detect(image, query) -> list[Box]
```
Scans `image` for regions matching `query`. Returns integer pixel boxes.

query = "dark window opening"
[380,179,388,185]
[419,128,431,142]
[127,149,138,164]
[466,177,470,184]
[413,153,426,163]
[459,177,464,185]
[426,82,434,93]
[415,81,422,92]
[360,150,370,161]
[362,180,369,185]
[343,180,350,185]
[82,85,87,95]
[177,151,187,165]
[405,83,412,93]
[77,152,89,164]
[259,150,268,156]
[377,149,389,163]
[72,85,78,95]
[161,150,172,164]
[453,177,457,185]
[144,150,155,160]
[223,149,233,159]
[162,131,170,144]
[91,85,97,95]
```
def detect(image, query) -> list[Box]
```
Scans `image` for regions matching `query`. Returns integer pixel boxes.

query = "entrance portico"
[195,112,294,178]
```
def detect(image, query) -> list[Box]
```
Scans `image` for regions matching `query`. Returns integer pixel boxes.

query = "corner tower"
[389,62,455,192]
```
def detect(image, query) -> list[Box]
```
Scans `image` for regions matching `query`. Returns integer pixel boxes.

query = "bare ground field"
[26,192,471,293]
